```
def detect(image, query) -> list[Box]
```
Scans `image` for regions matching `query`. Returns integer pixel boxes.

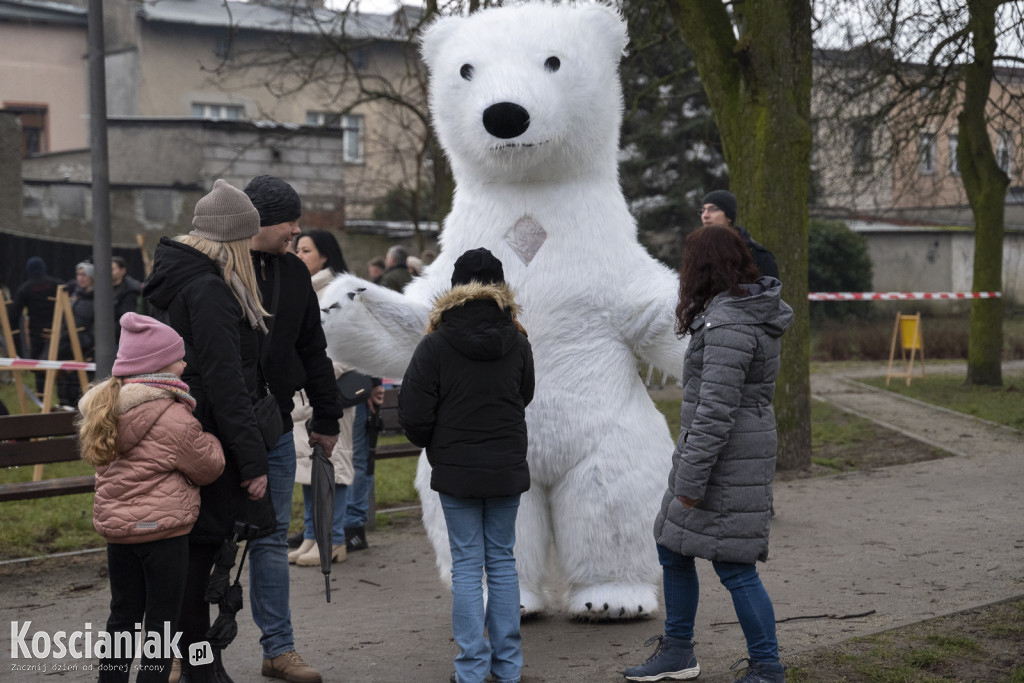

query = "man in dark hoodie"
[8,256,62,393]
[700,190,779,280]
[243,175,342,683]
[398,248,534,683]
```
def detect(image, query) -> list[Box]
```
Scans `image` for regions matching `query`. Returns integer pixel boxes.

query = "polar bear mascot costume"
[320,1,686,620]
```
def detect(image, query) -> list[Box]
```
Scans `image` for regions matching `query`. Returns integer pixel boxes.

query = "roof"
[137,0,418,41]
[0,0,86,25]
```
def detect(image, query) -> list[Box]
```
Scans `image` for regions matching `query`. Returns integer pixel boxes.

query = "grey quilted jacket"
[654,277,793,564]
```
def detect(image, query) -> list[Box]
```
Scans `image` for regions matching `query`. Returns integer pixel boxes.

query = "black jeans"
[101,535,189,683]
[177,541,221,683]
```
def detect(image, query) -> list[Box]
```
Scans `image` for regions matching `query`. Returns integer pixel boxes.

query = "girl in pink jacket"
[78,313,225,683]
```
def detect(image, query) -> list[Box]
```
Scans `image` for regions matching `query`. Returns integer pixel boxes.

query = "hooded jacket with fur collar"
[80,381,225,544]
[399,282,535,499]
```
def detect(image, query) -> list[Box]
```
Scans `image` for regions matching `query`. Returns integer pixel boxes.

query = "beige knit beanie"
[190,179,261,242]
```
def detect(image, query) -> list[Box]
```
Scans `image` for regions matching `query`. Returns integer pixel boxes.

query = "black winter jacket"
[399,283,534,499]
[8,275,62,346]
[144,237,268,543]
[251,251,342,437]
[736,225,779,279]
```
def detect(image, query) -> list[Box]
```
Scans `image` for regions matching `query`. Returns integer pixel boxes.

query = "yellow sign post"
[886,311,925,386]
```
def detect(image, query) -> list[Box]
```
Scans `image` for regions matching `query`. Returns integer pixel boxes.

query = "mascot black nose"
[483,102,531,140]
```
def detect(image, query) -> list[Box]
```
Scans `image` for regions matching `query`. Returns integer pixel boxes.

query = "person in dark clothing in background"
[243,175,343,683]
[700,190,779,280]
[57,261,97,406]
[111,256,143,344]
[399,248,534,683]
[379,245,413,292]
[8,256,62,393]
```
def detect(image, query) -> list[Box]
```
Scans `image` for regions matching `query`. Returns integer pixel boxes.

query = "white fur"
[320,2,686,620]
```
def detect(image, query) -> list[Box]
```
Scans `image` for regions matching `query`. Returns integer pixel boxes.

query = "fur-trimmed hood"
[427,282,521,331]
[428,282,524,361]
[79,382,180,454]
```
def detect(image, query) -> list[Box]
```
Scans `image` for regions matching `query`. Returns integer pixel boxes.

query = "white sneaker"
[295,542,347,566]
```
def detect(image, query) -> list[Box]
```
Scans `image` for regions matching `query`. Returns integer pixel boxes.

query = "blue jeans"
[302,483,349,545]
[249,432,296,659]
[439,493,522,683]
[343,401,372,528]
[658,544,779,663]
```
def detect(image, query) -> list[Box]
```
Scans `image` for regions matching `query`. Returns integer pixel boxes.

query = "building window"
[191,103,244,120]
[307,111,364,163]
[214,35,232,61]
[852,120,873,175]
[3,104,47,157]
[919,132,936,175]
[996,129,1013,176]
[948,134,959,176]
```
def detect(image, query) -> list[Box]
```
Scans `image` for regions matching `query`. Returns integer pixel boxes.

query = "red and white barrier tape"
[808,291,1001,301]
[0,358,96,371]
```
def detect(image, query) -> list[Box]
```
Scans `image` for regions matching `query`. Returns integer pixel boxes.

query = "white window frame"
[191,103,243,121]
[918,132,937,175]
[996,129,1014,176]
[307,111,364,163]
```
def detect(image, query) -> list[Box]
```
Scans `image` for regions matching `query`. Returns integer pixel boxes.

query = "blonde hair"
[76,377,124,467]
[176,234,269,317]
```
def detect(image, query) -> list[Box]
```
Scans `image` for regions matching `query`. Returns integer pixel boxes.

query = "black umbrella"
[310,442,335,603]
[205,540,251,649]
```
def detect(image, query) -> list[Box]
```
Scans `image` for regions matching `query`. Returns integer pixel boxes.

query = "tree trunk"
[958,0,1007,386]
[669,0,813,470]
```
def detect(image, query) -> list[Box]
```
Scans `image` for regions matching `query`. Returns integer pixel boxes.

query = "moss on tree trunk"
[670,0,813,470]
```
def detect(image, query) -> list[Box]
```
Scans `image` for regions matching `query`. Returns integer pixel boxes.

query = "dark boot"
[623,635,700,681]
[212,648,235,683]
[730,658,786,683]
[344,526,368,552]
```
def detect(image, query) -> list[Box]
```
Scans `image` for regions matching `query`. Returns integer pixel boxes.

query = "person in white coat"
[288,229,356,566]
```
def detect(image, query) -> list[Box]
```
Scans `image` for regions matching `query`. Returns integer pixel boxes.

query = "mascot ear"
[419,14,463,69]
[577,2,629,61]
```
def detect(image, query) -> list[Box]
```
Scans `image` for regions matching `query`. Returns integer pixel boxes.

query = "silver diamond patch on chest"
[504,215,547,265]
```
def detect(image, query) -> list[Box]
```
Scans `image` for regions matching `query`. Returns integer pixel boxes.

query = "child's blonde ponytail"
[76,377,124,467]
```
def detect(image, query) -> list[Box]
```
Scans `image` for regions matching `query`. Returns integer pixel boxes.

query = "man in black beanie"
[701,189,779,279]
[243,175,342,683]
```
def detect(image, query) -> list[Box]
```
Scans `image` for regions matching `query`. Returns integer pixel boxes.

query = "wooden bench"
[0,411,94,502]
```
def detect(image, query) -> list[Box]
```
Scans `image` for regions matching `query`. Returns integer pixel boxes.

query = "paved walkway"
[2,363,1022,681]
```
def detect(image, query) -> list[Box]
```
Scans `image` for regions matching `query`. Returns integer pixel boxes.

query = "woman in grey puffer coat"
[625,227,793,683]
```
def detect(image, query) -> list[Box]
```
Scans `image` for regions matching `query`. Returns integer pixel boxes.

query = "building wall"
[854,226,1024,305]
[17,119,346,243]
[0,112,23,232]
[0,22,88,153]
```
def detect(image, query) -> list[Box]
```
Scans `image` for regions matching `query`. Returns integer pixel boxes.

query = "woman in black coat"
[399,248,534,683]
[143,179,270,683]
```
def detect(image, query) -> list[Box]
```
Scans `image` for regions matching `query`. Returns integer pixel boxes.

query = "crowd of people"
[6,182,791,683]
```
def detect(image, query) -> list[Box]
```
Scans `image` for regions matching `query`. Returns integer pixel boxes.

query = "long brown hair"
[674,227,761,336]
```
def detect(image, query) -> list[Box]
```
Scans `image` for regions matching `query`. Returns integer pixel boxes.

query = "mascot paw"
[520,588,546,619]
[568,583,659,622]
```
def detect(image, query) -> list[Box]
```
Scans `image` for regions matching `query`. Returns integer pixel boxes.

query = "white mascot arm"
[319,274,430,379]
[621,258,688,377]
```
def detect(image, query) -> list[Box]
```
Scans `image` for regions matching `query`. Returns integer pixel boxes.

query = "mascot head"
[420,2,629,185]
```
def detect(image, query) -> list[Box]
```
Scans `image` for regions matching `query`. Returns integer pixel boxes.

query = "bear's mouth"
[491,140,548,151]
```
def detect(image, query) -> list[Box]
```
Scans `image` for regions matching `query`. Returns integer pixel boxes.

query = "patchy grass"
[861,372,1024,430]
[786,598,1024,682]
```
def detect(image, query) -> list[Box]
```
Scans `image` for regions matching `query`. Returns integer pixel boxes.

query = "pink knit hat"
[112,313,185,376]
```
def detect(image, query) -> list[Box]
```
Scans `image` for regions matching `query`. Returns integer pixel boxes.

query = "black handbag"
[336,370,374,408]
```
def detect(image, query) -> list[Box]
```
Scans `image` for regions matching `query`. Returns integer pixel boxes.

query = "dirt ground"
[3,363,1023,681]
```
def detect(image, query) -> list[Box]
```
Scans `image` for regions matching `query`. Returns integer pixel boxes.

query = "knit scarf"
[124,373,196,410]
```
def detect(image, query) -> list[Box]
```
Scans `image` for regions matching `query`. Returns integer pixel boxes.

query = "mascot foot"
[568,583,659,622]
[520,588,546,619]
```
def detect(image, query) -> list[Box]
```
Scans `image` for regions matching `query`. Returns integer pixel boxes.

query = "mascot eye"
[460,64,474,81]
[545,56,561,73]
